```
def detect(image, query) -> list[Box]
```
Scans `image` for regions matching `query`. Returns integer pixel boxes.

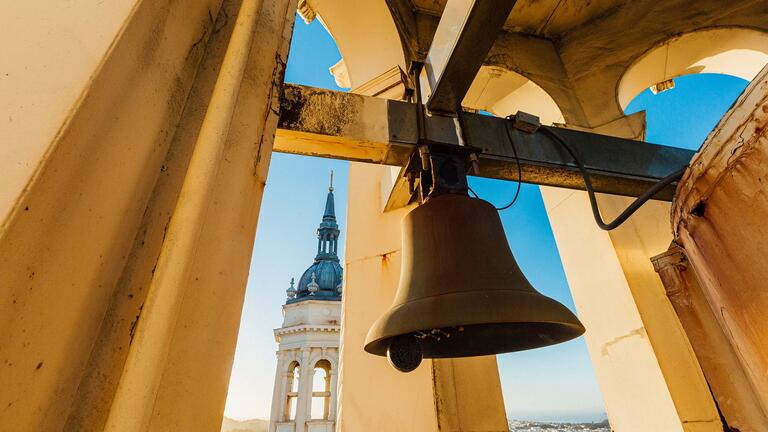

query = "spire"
[287,172,343,304]
[323,170,336,221]
[316,171,340,260]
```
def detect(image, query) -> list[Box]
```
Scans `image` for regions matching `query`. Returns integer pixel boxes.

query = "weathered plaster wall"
[0,1,223,429]
[653,246,768,431]
[672,65,768,417]
[0,0,138,220]
[0,0,296,429]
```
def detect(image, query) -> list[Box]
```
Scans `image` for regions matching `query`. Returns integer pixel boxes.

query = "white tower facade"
[269,176,343,432]
[269,299,341,432]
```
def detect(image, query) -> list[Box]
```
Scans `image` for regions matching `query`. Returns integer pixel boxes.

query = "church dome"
[287,172,343,303]
[295,260,343,300]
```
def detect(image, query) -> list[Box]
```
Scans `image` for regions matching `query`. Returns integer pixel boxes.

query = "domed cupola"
[288,172,343,303]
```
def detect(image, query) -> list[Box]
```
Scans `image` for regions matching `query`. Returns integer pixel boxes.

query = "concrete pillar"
[0,0,297,430]
[432,357,508,432]
[539,115,721,431]
[541,188,723,431]
[0,0,222,430]
[337,163,508,432]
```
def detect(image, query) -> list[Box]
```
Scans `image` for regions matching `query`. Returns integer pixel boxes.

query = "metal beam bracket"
[512,111,541,134]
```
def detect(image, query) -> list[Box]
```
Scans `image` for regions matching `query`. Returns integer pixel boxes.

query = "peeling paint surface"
[673,66,768,417]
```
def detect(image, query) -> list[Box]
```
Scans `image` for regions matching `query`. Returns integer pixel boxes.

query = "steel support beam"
[276,84,694,209]
[423,0,516,113]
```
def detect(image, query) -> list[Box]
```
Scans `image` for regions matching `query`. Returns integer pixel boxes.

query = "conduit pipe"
[104,0,264,429]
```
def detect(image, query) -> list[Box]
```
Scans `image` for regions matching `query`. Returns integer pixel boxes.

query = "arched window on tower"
[310,359,332,420]
[284,362,300,421]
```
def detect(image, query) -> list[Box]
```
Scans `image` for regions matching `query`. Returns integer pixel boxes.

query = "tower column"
[329,369,339,421]
[294,348,313,428]
[269,353,287,432]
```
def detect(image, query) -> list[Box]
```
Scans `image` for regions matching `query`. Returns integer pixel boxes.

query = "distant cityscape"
[509,419,611,432]
[221,417,611,432]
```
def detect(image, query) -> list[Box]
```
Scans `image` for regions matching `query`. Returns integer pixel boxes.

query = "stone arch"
[301,0,406,89]
[463,66,565,124]
[281,353,300,373]
[307,351,338,372]
[618,27,768,109]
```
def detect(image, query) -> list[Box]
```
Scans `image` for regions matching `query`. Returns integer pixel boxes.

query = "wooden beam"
[276,84,695,209]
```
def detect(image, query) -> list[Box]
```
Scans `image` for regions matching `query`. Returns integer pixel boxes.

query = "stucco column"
[0,0,298,430]
[269,353,288,432]
[294,348,313,427]
[533,102,722,430]
[328,370,339,421]
[540,188,721,431]
[0,1,222,430]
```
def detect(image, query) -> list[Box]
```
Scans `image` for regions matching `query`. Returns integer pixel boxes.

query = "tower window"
[285,362,300,421]
[310,359,332,420]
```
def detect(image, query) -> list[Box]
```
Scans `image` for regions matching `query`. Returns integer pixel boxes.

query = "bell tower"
[269,173,342,432]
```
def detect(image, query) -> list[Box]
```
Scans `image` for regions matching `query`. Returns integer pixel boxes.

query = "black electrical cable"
[494,116,523,211]
[539,127,687,231]
[458,112,523,211]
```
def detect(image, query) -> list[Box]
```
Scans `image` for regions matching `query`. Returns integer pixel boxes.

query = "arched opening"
[625,73,750,150]
[618,27,768,110]
[310,359,332,420]
[463,66,564,125]
[284,362,301,421]
[302,1,405,89]
[619,28,767,150]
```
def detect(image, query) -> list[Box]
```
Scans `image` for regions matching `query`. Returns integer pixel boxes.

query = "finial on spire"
[286,277,297,299]
[308,272,319,295]
[329,170,334,192]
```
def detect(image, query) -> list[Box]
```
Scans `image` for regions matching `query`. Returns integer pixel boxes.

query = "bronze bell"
[364,193,585,372]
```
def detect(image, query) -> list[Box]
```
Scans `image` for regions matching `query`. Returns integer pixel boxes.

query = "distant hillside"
[220,417,268,432]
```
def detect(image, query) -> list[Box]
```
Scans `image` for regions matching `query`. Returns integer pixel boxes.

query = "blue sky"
[223,16,748,422]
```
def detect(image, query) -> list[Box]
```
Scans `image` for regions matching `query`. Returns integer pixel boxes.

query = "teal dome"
[295,260,343,301]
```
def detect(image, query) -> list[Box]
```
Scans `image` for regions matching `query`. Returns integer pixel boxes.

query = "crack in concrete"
[601,326,646,356]
[345,249,400,266]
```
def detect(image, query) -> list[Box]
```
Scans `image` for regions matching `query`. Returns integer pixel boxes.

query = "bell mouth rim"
[364,321,585,358]
[364,290,585,357]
